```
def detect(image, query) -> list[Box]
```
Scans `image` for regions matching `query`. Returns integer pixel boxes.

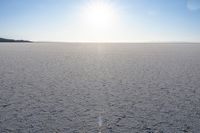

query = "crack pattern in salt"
[0,43,200,133]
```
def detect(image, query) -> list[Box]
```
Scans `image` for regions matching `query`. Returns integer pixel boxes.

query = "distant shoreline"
[0,38,32,43]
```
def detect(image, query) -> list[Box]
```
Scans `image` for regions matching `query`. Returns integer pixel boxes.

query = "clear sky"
[0,0,200,42]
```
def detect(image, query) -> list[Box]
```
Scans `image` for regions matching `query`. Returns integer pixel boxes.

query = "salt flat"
[0,43,200,133]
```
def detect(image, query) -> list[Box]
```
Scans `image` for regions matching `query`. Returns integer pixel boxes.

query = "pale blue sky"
[0,0,200,42]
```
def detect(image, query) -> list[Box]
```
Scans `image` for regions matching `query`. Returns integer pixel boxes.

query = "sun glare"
[82,1,117,29]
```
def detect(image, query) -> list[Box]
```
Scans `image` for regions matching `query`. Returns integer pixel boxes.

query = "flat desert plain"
[0,43,200,133]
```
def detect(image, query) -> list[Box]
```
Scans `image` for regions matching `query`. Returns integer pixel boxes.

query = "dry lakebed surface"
[0,43,200,133]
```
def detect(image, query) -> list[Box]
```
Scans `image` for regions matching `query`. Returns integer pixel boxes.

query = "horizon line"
[34,41,200,44]
[1,37,200,44]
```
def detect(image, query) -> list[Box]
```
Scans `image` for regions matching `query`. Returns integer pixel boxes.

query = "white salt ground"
[0,43,200,133]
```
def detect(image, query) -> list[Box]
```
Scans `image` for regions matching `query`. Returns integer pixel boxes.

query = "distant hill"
[0,38,31,42]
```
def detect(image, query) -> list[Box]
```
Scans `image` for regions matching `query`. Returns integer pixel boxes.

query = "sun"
[82,1,116,29]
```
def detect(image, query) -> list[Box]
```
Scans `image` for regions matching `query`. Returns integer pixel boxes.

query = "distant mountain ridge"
[0,38,31,42]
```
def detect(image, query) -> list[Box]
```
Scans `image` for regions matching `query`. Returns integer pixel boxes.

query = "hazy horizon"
[0,0,200,42]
